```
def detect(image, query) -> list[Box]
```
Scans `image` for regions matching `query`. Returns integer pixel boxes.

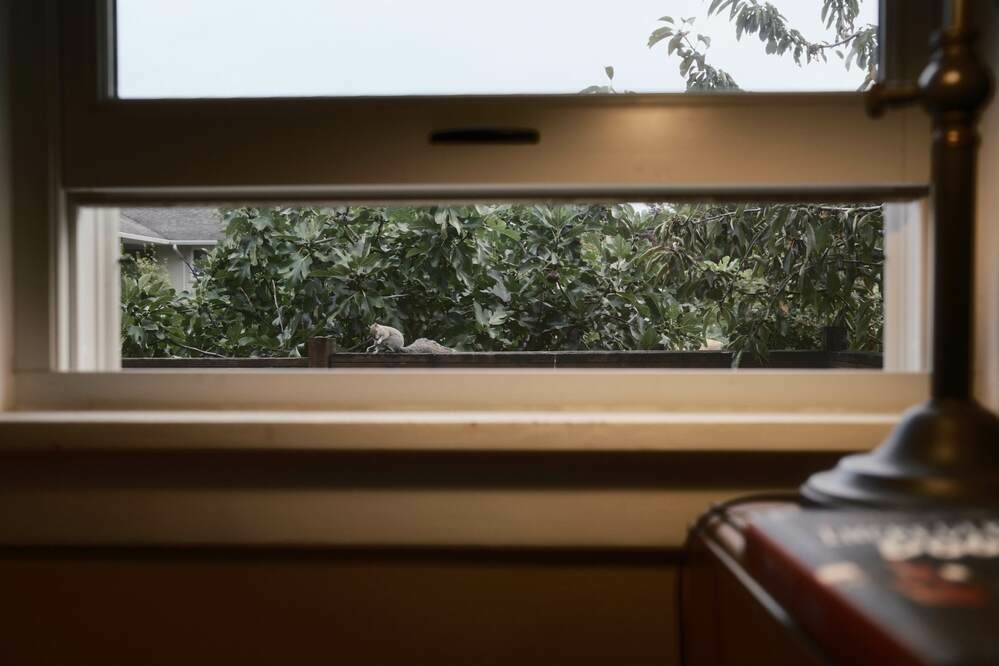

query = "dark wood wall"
[0,550,679,666]
[0,449,852,665]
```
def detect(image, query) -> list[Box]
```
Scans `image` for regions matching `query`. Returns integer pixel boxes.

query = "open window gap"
[65,199,916,372]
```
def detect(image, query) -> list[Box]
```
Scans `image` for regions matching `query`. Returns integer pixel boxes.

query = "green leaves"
[580,65,618,95]
[490,278,511,303]
[648,24,674,49]
[285,253,312,283]
[641,202,885,356]
[648,15,739,91]
[658,0,877,89]
[121,200,883,360]
[119,250,190,357]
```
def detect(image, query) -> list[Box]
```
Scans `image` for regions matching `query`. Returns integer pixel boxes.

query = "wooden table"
[680,503,831,666]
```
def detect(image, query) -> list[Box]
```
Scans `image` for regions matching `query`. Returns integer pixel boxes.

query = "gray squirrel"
[367,323,454,354]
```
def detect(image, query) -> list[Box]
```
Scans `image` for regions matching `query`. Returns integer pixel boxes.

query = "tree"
[638,0,884,360]
[121,1,884,361]
[121,200,882,359]
[125,205,711,357]
[648,0,877,92]
[120,248,190,357]
[639,202,883,362]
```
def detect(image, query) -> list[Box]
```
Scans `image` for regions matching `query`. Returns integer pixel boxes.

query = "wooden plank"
[306,337,335,368]
[122,350,883,370]
[828,352,883,369]
[122,358,310,369]
[0,554,680,666]
[327,351,832,369]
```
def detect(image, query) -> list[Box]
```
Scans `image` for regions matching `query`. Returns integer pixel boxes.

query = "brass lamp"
[802,0,999,506]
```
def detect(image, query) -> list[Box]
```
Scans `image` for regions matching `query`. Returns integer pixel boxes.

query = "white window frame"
[883,199,931,372]
[0,0,941,547]
[68,206,120,371]
[8,0,935,431]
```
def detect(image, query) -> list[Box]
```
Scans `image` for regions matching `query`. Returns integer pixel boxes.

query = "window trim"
[68,206,120,371]
[12,369,925,413]
[7,0,932,375]
[883,199,930,371]
[4,370,930,455]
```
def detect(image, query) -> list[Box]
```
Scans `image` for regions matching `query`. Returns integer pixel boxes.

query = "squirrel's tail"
[403,338,454,354]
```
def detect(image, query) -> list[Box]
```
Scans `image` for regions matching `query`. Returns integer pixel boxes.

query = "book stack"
[744,509,999,666]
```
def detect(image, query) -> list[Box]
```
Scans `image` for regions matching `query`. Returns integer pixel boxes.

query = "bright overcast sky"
[117,0,878,98]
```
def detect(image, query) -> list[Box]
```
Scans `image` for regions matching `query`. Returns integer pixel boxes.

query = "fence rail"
[123,349,882,369]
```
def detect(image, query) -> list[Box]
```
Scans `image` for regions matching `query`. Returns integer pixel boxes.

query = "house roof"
[120,208,225,245]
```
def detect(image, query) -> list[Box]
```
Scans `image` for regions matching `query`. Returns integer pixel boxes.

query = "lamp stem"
[928,0,983,401]
[931,101,977,400]
[947,0,968,31]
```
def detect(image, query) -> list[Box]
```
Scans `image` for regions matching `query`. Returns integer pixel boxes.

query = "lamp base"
[802,399,999,507]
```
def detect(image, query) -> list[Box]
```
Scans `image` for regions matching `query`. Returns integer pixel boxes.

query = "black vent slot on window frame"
[430,127,540,145]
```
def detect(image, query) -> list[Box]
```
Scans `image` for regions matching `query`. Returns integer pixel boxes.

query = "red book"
[743,509,999,666]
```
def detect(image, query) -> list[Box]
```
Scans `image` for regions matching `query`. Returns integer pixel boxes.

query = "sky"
[117,0,878,98]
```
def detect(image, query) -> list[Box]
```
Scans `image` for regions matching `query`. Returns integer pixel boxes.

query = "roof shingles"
[120,208,225,243]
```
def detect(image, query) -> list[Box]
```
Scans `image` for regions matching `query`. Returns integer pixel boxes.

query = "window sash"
[59,0,931,194]
[62,94,930,193]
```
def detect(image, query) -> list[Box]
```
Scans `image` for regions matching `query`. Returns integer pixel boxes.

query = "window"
[59,0,931,194]
[106,201,892,370]
[116,0,878,98]
[13,0,932,422]
[1,0,943,549]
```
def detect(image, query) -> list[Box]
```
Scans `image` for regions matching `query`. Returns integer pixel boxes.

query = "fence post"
[822,326,848,353]
[307,337,335,368]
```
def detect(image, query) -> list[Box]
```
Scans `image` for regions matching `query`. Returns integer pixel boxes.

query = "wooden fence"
[123,338,882,369]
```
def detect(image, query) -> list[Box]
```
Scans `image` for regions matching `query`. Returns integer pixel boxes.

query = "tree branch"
[172,342,227,358]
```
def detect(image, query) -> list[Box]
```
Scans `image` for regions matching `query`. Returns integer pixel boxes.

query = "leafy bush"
[120,249,190,357]
[121,203,883,358]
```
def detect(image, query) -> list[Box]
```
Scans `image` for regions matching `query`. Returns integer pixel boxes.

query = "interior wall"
[975,0,999,412]
[0,0,14,410]
[0,553,679,666]
[0,449,842,665]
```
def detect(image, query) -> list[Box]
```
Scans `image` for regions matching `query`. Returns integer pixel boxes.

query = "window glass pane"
[105,202,885,369]
[116,0,879,98]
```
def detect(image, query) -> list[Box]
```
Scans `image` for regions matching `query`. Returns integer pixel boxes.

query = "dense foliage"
[649,0,877,92]
[121,250,192,358]
[122,202,882,359]
[121,1,884,360]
